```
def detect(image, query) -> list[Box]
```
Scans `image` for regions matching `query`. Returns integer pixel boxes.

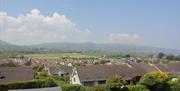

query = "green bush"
[80,85,107,91]
[35,71,48,79]
[106,75,127,91]
[127,85,150,91]
[0,78,57,91]
[61,84,81,91]
[52,75,70,83]
[80,86,95,91]
[140,71,169,91]
[94,85,107,91]
[168,80,180,91]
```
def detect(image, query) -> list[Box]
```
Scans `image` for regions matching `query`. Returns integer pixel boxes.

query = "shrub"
[61,84,81,91]
[36,71,49,79]
[127,85,150,91]
[52,75,70,83]
[80,86,95,91]
[140,71,169,91]
[0,78,57,91]
[169,82,180,91]
[168,76,180,91]
[94,85,107,91]
[80,85,107,91]
[106,75,127,91]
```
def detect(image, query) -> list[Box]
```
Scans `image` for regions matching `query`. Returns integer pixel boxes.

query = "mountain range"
[0,40,179,55]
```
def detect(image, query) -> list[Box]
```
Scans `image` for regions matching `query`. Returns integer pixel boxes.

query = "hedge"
[0,78,57,91]
[61,84,81,91]
[80,85,107,91]
[127,85,150,91]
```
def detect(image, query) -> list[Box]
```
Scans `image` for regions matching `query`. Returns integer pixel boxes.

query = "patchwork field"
[24,53,97,60]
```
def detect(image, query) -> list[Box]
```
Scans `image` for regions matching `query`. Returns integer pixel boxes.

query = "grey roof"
[8,87,62,91]
[76,63,158,82]
[131,63,158,75]
[77,63,158,81]
[49,66,73,75]
[0,67,34,84]
[155,62,180,75]
[76,63,180,82]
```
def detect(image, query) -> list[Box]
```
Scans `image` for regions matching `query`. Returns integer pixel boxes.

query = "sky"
[0,0,180,50]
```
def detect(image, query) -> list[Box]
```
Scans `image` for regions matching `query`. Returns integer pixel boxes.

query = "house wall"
[70,69,81,85]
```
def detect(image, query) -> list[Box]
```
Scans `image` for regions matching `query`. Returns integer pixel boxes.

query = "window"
[83,81,95,86]
[98,80,106,84]
[74,77,76,82]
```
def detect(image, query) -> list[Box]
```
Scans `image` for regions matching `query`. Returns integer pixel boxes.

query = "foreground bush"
[80,85,107,91]
[80,86,96,91]
[140,71,169,91]
[106,75,127,91]
[127,85,150,91]
[61,84,81,91]
[0,78,57,91]
[168,79,180,91]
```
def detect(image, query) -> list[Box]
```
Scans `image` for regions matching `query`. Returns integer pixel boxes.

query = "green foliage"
[80,85,107,91]
[166,55,175,60]
[80,86,95,91]
[124,54,131,58]
[52,75,70,84]
[127,85,150,91]
[61,84,81,91]
[35,70,48,79]
[106,75,127,91]
[175,56,180,61]
[140,72,169,91]
[33,65,48,79]
[178,75,180,82]
[36,65,44,72]
[0,78,57,91]
[168,81,180,91]
[93,85,107,91]
[157,52,165,59]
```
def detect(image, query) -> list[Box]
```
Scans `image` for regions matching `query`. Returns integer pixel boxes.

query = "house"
[155,62,180,75]
[70,63,159,86]
[8,87,62,91]
[0,67,35,84]
[47,66,73,76]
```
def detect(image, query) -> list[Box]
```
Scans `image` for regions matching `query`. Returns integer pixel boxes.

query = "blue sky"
[0,0,179,50]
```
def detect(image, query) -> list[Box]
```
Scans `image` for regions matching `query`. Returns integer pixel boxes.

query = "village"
[0,52,180,91]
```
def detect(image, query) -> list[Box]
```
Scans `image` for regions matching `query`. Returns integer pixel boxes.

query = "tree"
[175,56,180,61]
[157,52,165,59]
[140,72,169,91]
[166,55,175,60]
[106,75,127,91]
[124,54,131,58]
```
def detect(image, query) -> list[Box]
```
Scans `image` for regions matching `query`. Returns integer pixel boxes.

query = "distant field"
[23,51,149,60]
[24,53,97,60]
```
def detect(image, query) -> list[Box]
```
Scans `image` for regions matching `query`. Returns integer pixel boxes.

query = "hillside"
[0,40,22,52]
[0,40,179,54]
[30,42,180,54]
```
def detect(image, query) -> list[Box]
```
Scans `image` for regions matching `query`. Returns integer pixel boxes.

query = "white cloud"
[107,33,141,44]
[0,9,91,45]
